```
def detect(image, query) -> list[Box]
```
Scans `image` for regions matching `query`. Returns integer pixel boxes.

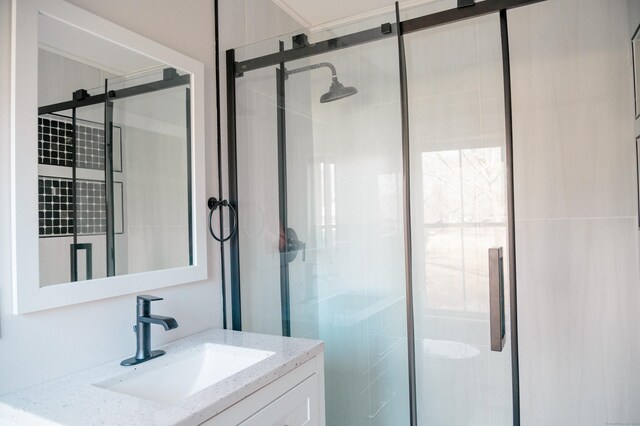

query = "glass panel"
[235,11,410,425]
[106,67,192,276]
[235,63,283,336]
[405,11,513,425]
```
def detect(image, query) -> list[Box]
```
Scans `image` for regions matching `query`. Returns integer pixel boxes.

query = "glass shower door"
[404,10,514,425]
[285,40,409,426]
[235,13,411,425]
[233,4,518,424]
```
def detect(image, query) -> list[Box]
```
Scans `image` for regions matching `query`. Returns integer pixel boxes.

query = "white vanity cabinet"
[202,354,325,426]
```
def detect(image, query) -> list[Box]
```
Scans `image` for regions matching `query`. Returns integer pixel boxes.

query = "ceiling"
[270,0,439,28]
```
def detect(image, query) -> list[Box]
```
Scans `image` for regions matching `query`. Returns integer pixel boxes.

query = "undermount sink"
[95,343,275,404]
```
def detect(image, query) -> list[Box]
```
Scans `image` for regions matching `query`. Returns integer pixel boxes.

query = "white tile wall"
[509,0,640,424]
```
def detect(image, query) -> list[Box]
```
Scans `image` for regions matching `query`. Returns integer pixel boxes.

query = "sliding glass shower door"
[404,9,514,425]
[229,2,520,424]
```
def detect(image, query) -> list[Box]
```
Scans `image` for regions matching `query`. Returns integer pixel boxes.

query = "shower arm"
[283,62,338,81]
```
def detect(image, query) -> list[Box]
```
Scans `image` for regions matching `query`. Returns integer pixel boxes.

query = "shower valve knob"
[283,227,306,263]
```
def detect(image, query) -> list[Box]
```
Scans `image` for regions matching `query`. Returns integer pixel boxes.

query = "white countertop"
[0,329,323,426]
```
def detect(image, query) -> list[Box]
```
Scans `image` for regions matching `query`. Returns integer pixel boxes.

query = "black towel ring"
[207,197,238,243]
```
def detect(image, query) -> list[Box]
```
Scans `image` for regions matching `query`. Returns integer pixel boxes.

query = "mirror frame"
[11,0,207,314]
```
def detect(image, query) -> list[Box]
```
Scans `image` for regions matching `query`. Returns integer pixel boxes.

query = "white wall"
[0,0,221,395]
[509,0,640,424]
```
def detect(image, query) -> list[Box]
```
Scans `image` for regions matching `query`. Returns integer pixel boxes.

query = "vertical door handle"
[489,247,505,352]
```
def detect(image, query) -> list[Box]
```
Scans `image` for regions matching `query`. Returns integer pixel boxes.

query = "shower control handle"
[489,247,506,352]
[282,227,305,263]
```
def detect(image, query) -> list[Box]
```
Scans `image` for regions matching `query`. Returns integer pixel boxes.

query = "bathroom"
[0,0,639,424]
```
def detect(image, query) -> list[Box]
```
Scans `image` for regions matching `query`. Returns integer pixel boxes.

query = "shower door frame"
[223,0,545,424]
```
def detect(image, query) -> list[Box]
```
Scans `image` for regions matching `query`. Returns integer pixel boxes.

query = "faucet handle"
[137,295,163,304]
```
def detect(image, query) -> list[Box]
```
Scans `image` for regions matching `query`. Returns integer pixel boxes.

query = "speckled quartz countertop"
[0,329,323,426]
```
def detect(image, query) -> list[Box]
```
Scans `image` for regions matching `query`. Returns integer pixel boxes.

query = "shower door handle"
[489,247,506,352]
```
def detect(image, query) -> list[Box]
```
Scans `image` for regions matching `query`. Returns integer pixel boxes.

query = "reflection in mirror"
[37,13,192,287]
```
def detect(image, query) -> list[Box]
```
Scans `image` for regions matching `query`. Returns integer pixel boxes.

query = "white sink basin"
[95,343,275,404]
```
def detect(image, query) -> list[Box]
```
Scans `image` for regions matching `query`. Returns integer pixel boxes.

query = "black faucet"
[121,295,178,366]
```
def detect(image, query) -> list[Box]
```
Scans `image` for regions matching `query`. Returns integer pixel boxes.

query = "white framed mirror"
[11,0,207,314]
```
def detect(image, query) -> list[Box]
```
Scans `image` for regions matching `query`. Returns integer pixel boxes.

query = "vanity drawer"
[240,373,318,426]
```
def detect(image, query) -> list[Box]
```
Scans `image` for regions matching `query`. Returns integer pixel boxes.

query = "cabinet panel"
[200,356,324,426]
[240,374,318,426]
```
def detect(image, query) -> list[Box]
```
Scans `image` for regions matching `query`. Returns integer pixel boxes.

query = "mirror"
[11,0,206,313]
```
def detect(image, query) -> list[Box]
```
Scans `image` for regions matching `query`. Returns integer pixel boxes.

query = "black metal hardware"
[39,71,190,116]
[121,295,178,366]
[226,48,242,331]
[186,88,194,265]
[233,0,544,75]
[276,41,291,338]
[394,4,417,424]
[69,243,92,281]
[207,197,238,243]
[458,0,475,7]
[163,67,179,80]
[104,93,116,277]
[70,108,78,281]
[381,23,393,34]
[292,33,309,48]
[214,0,227,330]
[500,9,522,423]
[284,62,337,79]
[281,227,306,263]
[400,0,540,33]
[72,89,89,101]
[236,26,393,75]
[489,247,506,352]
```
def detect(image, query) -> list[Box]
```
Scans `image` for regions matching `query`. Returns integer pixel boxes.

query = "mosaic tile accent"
[38,177,107,237]
[38,115,105,170]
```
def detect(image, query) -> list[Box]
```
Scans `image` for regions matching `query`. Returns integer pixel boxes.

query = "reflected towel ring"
[207,197,238,243]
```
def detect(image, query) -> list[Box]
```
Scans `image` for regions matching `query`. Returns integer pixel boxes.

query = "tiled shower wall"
[510,0,640,424]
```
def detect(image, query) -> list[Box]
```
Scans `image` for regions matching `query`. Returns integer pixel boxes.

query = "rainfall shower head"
[285,62,358,103]
[320,77,358,103]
